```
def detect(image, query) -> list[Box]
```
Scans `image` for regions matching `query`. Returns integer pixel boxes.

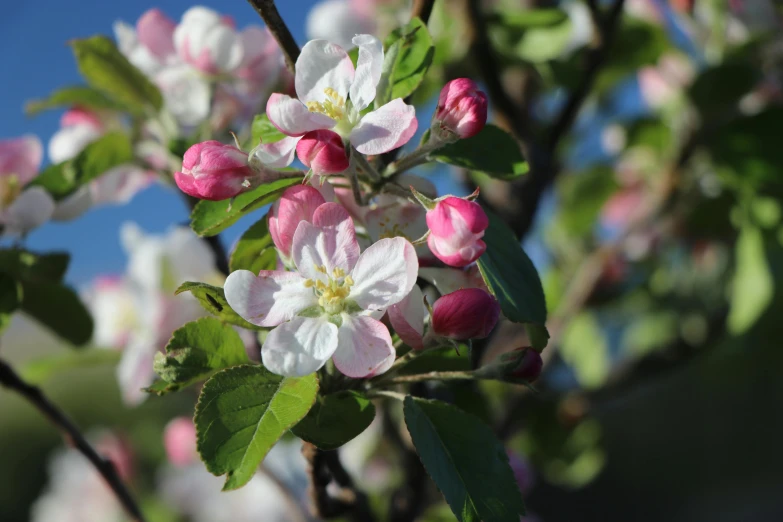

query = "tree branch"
[245,0,300,73]
[0,359,146,522]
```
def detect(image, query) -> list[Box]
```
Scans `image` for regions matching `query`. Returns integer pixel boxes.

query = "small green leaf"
[229,216,278,274]
[26,85,128,115]
[376,17,435,106]
[292,391,375,450]
[196,365,319,490]
[70,35,162,112]
[20,349,121,384]
[403,397,526,522]
[190,178,302,237]
[250,114,286,146]
[728,225,773,334]
[31,132,134,200]
[431,125,529,180]
[0,249,69,283]
[19,281,93,346]
[153,317,251,394]
[175,282,263,331]
[477,209,547,330]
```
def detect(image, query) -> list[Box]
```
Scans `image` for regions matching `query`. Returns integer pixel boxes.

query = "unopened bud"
[431,288,499,340]
[432,78,488,140]
[296,130,349,176]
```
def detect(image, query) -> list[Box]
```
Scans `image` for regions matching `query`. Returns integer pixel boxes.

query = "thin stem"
[370,370,476,388]
[346,165,365,206]
[384,147,433,178]
[0,359,147,522]
[351,147,382,182]
[367,389,408,401]
[245,0,300,73]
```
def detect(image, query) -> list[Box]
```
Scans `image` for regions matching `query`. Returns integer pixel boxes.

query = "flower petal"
[266,93,335,137]
[224,269,315,327]
[295,39,355,104]
[262,316,339,376]
[349,34,383,112]
[388,284,426,350]
[333,314,394,378]
[1,187,55,237]
[292,202,360,280]
[116,332,157,406]
[349,237,418,311]
[350,98,418,155]
[253,135,300,168]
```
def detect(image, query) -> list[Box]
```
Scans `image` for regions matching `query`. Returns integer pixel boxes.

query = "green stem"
[367,390,408,401]
[351,147,382,182]
[370,370,477,389]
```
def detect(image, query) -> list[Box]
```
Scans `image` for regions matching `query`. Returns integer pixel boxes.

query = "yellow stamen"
[306,87,346,120]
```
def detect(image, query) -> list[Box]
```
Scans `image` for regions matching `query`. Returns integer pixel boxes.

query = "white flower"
[225,203,418,377]
[173,6,243,75]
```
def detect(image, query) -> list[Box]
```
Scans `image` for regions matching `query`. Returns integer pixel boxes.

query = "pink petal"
[349,237,418,311]
[269,184,326,259]
[262,316,339,376]
[291,202,360,280]
[350,98,417,155]
[388,284,425,350]
[137,8,177,59]
[332,315,394,378]
[0,135,43,185]
[223,269,315,327]
[254,135,300,168]
[267,93,335,137]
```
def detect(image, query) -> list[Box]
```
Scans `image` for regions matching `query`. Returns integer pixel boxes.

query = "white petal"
[224,270,315,327]
[305,0,376,50]
[387,284,425,350]
[350,98,418,155]
[48,124,102,164]
[156,65,211,128]
[89,165,151,204]
[1,187,55,237]
[291,203,360,281]
[295,39,354,104]
[266,93,335,137]
[333,315,394,378]
[253,135,300,168]
[51,186,94,222]
[116,332,157,406]
[349,237,418,311]
[349,34,383,111]
[262,316,338,376]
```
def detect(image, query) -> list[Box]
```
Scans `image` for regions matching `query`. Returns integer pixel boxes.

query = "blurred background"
[2,0,783,521]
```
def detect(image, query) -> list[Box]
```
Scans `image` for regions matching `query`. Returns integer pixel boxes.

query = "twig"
[245,0,300,73]
[370,370,475,388]
[0,359,147,522]
[411,0,436,24]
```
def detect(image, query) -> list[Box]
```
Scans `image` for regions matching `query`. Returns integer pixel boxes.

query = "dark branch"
[411,0,436,24]
[0,359,146,522]
[245,0,300,73]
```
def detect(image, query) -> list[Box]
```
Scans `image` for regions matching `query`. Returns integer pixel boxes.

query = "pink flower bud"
[268,185,326,259]
[136,8,177,60]
[163,417,198,467]
[0,135,43,185]
[426,197,488,267]
[431,288,499,340]
[296,130,349,176]
[433,78,488,139]
[504,347,543,382]
[174,140,255,201]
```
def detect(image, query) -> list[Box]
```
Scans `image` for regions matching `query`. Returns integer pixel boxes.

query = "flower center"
[306,88,346,121]
[304,265,354,315]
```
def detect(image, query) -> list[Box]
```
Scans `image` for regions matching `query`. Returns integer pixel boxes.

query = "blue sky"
[0,0,323,284]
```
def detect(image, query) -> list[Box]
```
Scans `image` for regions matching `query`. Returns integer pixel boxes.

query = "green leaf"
[19,280,93,346]
[20,349,121,384]
[292,391,375,450]
[403,397,526,522]
[153,317,251,394]
[0,249,69,283]
[175,282,263,330]
[250,114,286,146]
[195,365,318,490]
[26,85,128,115]
[397,346,471,376]
[688,63,760,117]
[31,132,134,200]
[70,35,162,113]
[490,8,573,63]
[377,17,435,106]
[190,178,302,237]
[728,225,773,334]
[229,216,278,274]
[477,209,548,329]
[431,125,529,180]
[560,312,609,388]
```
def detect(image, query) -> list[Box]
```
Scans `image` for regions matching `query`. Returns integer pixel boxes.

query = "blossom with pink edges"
[431,287,499,340]
[254,35,417,169]
[225,203,418,377]
[114,8,178,77]
[432,78,488,140]
[0,135,55,237]
[426,196,489,267]
[0,134,43,185]
[268,184,327,262]
[173,7,243,75]
[388,284,427,350]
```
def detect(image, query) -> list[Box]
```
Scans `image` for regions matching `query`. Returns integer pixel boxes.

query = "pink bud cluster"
[432,78,488,140]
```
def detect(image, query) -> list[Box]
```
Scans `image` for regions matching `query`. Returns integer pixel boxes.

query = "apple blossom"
[268,184,327,262]
[0,135,55,237]
[0,134,43,185]
[426,196,489,267]
[155,64,212,128]
[48,108,105,164]
[164,417,199,467]
[255,35,417,169]
[225,203,418,377]
[114,8,178,77]
[235,26,282,93]
[296,129,350,176]
[432,78,488,140]
[431,287,500,340]
[174,6,243,75]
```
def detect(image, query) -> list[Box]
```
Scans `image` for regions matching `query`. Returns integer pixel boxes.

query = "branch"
[301,442,375,521]
[0,359,146,522]
[245,0,300,73]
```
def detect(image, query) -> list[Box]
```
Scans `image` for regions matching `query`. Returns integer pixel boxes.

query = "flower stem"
[351,147,382,182]
[371,370,477,388]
